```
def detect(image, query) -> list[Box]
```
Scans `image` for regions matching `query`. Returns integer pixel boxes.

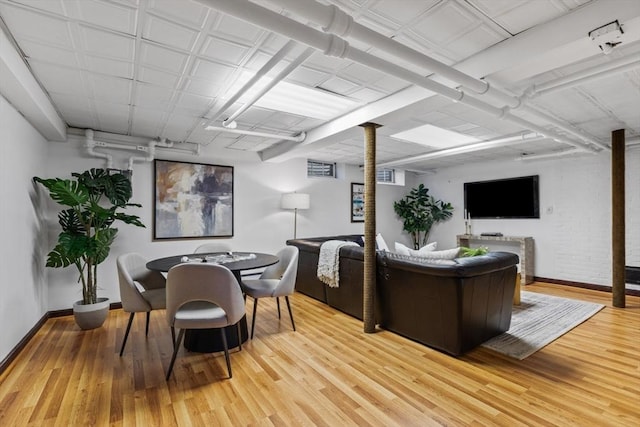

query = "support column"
[361,122,379,333]
[611,129,625,308]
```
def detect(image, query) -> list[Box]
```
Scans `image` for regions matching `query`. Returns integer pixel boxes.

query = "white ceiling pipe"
[528,57,640,96]
[266,0,607,150]
[128,140,157,171]
[207,40,298,126]
[222,47,315,128]
[516,148,580,162]
[205,125,306,142]
[264,0,491,96]
[378,133,549,168]
[85,129,113,168]
[196,0,596,152]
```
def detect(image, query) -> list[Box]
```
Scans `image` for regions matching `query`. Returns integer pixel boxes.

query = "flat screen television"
[464,175,540,219]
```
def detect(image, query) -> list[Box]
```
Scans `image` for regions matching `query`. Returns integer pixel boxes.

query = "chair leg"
[171,326,176,349]
[220,328,232,378]
[285,296,296,332]
[119,312,135,357]
[276,297,281,319]
[237,322,242,351]
[166,329,185,381]
[250,298,259,339]
[145,312,151,336]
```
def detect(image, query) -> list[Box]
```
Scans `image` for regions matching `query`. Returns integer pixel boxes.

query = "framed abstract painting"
[153,159,234,240]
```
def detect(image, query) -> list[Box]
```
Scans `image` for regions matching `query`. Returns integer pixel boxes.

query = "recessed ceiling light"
[391,124,479,148]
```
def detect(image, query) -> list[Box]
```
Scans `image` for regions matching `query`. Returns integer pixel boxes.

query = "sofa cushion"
[386,252,457,266]
[376,233,390,252]
[394,241,437,256]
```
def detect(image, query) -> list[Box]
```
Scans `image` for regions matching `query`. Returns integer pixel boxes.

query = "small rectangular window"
[376,168,395,183]
[307,160,336,178]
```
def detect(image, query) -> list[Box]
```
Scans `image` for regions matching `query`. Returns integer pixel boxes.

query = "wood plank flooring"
[1,282,639,426]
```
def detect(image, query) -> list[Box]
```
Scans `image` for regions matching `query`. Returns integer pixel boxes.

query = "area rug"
[481,291,605,360]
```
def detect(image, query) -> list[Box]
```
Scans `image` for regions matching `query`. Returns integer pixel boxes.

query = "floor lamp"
[281,192,310,239]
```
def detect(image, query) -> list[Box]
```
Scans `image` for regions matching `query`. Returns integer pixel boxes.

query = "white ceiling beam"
[0,22,66,141]
[457,0,640,82]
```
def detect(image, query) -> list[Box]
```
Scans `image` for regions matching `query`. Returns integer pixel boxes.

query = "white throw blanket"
[317,240,358,288]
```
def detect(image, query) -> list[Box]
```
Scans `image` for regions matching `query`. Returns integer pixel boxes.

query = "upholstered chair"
[241,246,299,339]
[116,253,167,356]
[165,263,245,380]
[193,242,232,254]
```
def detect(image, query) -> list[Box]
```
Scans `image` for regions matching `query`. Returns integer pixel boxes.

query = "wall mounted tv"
[464,175,540,219]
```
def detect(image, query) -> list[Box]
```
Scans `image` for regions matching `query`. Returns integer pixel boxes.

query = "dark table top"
[146,252,279,273]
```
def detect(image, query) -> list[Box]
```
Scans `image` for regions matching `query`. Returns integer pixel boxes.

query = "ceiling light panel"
[392,124,479,148]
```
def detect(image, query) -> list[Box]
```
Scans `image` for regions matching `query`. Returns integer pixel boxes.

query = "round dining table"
[147,252,279,353]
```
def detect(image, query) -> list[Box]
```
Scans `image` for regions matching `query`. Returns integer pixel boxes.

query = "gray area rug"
[481,291,605,360]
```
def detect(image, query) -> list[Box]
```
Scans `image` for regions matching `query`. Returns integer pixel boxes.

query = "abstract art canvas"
[154,159,233,239]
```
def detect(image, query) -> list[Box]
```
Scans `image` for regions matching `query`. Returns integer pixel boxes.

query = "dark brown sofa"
[287,235,520,356]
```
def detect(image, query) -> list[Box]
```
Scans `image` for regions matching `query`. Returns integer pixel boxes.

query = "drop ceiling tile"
[78,25,135,60]
[139,41,189,74]
[161,114,197,141]
[138,67,180,88]
[286,66,330,87]
[200,36,250,66]
[190,58,236,82]
[0,5,73,48]
[134,83,174,110]
[444,25,506,60]
[147,0,210,28]
[368,0,439,26]
[17,39,78,67]
[7,0,67,16]
[84,55,133,78]
[73,0,137,35]
[410,1,477,45]
[89,74,132,104]
[95,104,130,133]
[176,92,214,114]
[49,93,96,127]
[29,61,86,95]
[339,63,387,85]
[317,76,361,94]
[347,87,387,103]
[131,107,164,135]
[232,107,276,125]
[182,77,224,98]
[143,15,200,51]
[468,0,580,35]
[214,14,264,45]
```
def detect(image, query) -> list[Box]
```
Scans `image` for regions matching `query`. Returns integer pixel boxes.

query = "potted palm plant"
[393,184,454,249]
[34,168,145,329]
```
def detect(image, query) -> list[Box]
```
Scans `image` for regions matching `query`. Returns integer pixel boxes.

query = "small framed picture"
[351,183,365,223]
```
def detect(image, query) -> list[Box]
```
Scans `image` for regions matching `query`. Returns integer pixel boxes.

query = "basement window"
[376,168,395,183]
[307,160,336,178]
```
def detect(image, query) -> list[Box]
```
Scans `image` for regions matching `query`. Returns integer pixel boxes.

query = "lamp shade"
[281,192,310,210]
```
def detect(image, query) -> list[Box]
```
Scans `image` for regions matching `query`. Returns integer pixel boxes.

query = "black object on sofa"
[287,235,519,356]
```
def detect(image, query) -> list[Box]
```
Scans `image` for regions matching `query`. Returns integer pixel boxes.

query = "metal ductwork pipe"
[195,0,599,153]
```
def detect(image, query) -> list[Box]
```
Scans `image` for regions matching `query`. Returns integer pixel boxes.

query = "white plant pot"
[73,297,110,330]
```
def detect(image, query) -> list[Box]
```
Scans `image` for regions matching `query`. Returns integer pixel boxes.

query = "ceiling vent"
[588,20,624,54]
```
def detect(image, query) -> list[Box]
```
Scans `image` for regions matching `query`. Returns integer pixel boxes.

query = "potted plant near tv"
[393,184,454,249]
[34,168,145,329]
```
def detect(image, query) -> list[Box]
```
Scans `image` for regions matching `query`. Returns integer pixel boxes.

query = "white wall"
[422,149,640,287]
[43,139,408,310]
[0,95,50,362]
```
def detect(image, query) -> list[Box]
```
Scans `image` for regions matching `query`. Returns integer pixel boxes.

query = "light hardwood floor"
[1,282,639,426]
